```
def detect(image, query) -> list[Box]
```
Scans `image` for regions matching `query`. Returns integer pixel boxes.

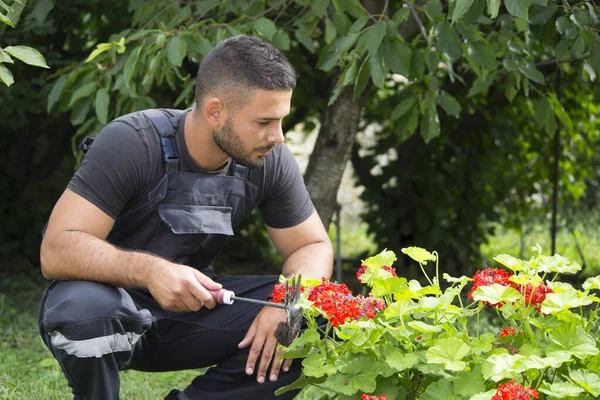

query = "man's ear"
[203,97,227,126]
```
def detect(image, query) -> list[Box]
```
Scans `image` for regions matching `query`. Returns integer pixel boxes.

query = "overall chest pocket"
[154,205,234,261]
[158,205,234,235]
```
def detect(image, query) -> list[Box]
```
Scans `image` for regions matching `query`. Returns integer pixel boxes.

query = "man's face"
[213,89,291,168]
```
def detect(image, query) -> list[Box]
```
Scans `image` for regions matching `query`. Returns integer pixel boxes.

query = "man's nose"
[267,123,284,145]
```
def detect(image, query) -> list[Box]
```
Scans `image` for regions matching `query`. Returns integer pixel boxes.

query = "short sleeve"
[259,144,314,229]
[67,121,151,219]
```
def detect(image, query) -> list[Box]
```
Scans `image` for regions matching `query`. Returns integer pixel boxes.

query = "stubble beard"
[213,118,275,169]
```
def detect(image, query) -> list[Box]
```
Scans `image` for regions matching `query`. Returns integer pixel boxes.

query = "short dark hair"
[195,35,296,110]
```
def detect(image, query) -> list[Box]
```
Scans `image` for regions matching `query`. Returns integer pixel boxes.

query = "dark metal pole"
[335,205,342,283]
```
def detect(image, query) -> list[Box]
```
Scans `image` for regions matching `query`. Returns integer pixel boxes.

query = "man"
[38,35,333,400]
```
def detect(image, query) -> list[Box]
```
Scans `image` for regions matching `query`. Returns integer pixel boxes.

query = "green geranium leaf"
[570,369,600,397]
[547,323,599,359]
[539,382,585,398]
[408,321,443,333]
[326,355,378,395]
[509,273,542,286]
[482,353,527,381]
[538,254,582,274]
[274,373,327,395]
[522,351,571,369]
[371,276,408,297]
[469,390,497,400]
[547,281,573,291]
[421,379,460,400]
[443,273,470,285]
[540,290,594,314]
[386,351,419,371]
[470,333,495,355]
[383,299,416,319]
[493,254,524,271]
[471,283,521,306]
[583,276,600,291]
[426,337,470,371]
[452,366,486,396]
[401,247,436,265]
[362,249,397,269]
[302,352,337,378]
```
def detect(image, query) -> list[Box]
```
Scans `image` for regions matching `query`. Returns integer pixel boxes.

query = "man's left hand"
[238,306,293,383]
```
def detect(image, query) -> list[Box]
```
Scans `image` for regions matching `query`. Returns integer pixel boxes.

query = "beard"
[213,118,275,169]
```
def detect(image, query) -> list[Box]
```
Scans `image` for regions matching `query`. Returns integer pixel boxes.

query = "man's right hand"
[146,262,223,312]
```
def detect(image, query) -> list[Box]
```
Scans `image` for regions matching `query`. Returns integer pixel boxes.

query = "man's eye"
[258,121,270,126]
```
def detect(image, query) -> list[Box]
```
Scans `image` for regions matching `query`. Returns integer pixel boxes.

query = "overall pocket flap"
[158,205,234,235]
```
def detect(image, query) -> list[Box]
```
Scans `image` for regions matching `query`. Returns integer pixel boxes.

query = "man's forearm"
[40,230,165,288]
[281,241,333,280]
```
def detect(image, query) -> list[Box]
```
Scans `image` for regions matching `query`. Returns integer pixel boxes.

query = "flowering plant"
[274,245,600,399]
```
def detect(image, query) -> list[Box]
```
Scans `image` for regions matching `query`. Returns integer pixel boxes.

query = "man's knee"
[39,280,153,358]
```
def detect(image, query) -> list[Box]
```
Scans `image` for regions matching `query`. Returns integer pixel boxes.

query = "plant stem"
[418,262,435,286]
[433,251,440,287]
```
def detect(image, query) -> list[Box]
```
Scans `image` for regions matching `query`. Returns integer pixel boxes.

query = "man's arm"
[267,210,333,279]
[40,189,222,311]
[239,210,333,384]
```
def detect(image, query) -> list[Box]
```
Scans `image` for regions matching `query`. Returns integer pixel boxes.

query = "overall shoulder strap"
[144,109,179,174]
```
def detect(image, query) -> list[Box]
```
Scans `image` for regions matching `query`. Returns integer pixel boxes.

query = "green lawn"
[0,272,203,400]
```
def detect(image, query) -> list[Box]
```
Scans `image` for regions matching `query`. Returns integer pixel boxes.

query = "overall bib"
[38,110,301,400]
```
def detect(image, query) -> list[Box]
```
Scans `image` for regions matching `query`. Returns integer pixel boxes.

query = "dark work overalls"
[38,110,301,400]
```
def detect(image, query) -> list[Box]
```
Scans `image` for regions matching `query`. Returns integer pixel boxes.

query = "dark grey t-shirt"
[67,109,314,229]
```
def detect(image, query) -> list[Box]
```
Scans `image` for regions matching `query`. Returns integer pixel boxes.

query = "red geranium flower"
[492,380,539,400]
[269,282,304,304]
[499,327,516,338]
[361,395,388,400]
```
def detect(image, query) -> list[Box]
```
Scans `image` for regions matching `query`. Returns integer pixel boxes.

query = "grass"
[0,271,204,400]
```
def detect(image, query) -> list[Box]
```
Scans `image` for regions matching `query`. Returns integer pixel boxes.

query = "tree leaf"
[467,70,497,97]
[485,0,501,18]
[534,97,551,127]
[253,17,276,41]
[68,81,97,108]
[29,0,54,24]
[166,36,187,67]
[272,30,290,51]
[548,92,573,131]
[395,106,419,143]
[504,0,530,21]
[311,0,329,18]
[335,0,366,19]
[438,91,461,118]
[420,103,440,144]
[451,0,476,24]
[95,88,110,125]
[47,74,67,113]
[3,45,49,68]
[368,48,386,88]
[383,37,411,78]
[530,4,557,25]
[316,45,339,72]
[353,57,370,98]
[426,337,471,371]
[437,22,462,61]
[468,40,497,70]
[123,45,143,90]
[356,21,386,53]
[324,17,337,44]
[340,59,358,86]
[391,97,416,121]
[0,63,14,86]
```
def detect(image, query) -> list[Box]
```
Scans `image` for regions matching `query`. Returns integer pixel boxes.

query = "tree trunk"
[304,86,366,228]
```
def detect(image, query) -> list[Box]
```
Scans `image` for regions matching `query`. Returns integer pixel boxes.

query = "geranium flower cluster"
[361,394,388,400]
[269,282,304,304]
[356,264,397,283]
[308,278,386,327]
[468,268,553,309]
[491,380,539,400]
